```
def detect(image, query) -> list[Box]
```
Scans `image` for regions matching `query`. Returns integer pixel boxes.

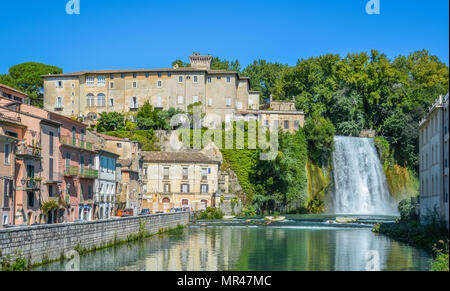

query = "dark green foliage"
[304,111,336,166]
[251,129,308,213]
[271,50,448,172]
[242,60,286,101]
[96,112,126,132]
[1,62,62,107]
[398,199,418,222]
[196,207,224,220]
[137,101,184,130]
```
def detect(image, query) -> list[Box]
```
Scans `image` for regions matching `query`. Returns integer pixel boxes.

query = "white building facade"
[95,150,119,219]
[419,93,449,228]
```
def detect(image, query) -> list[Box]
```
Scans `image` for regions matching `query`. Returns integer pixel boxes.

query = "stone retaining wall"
[0,212,189,265]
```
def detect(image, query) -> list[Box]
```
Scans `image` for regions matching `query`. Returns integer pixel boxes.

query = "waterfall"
[332,136,398,215]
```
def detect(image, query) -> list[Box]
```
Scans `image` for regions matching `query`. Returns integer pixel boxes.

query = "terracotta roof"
[96,133,130,142]
[0,83,28,98]
[142,151,219,164]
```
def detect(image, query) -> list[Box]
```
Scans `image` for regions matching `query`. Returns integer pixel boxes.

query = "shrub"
[398,199,417,221]
[196,207,224,220]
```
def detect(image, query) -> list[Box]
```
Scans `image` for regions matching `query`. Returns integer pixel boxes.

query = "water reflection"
[35,226,431,271]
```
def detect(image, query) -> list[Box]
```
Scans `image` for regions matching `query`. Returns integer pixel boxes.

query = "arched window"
[97,93,106,107]
[86,94,95,107]
[182,199,189,206]
[162,197,170,204]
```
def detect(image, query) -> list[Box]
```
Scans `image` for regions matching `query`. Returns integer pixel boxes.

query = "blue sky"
[0,0,448,74]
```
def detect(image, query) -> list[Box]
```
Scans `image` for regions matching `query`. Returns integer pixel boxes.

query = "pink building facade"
[49,113,96,222]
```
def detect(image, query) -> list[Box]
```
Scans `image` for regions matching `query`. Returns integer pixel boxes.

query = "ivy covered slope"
[375,137,419,200]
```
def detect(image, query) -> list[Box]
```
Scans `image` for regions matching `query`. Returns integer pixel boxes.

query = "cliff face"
[374,137,419,200]
[305,159,332,213]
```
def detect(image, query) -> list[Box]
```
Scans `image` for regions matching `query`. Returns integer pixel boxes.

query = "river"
[34,216,431,271]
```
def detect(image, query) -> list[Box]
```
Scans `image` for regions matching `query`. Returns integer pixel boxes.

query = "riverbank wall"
[0,212,189,266]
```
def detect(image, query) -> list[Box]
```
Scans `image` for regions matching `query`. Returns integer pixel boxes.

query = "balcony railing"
[15,143,41,158]
[60,135,93,151]
[81,168,98,179]
[26,179,42,190]
[64,166,79,176]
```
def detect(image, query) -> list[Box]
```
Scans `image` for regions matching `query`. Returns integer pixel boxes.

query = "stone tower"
[189,53,212,70]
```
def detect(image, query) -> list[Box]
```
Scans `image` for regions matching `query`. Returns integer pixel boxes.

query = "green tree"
[96,112,125,132]
[4,62,63,107]
[304,111,336,166]
[242,60,286,102]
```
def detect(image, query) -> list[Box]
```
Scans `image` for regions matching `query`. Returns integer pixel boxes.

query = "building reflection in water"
[34,226,431,271]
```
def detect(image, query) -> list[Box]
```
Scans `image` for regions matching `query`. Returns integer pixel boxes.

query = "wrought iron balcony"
[15,143,41,159]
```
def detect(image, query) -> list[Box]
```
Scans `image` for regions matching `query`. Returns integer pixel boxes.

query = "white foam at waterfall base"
[332,136,399,216]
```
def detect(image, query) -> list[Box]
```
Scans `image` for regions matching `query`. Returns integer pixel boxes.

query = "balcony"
[15,143,41,160]
[54,104,64,111]
[64,166,79,177]
[26,178,42,190]
[80,168,98,179]
[60,135,93,151]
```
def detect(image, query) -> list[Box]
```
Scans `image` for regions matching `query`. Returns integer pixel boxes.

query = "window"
[201,168,208,180]
[193,76,198,83]
[56,97,63,108]
[284,120,290,129]
[109,98,114,107]
[164,184,171,193]
[110,82,114,89]
[97,76,106,86]
[131,97,138,109]
[27,192,34,208]
[4,143,11,165]
[57,81,63,88]
[178,76,183,83]
[157,96,162,108]
[227,76,231,83]
[193,96,199,103]
[182,168,189,180]
[86,94,95,107]
[236,102,242,110]
[207,77,212,83]
[201,184,209,193]
[110,74,114,79]
[66,152,71,171]
[158,72,162,78]
[145,72,150,78]
[133,73,137,78]
[181,184,190,193]
[294,120,300,130]
[274,120,279,128]
[121,73,125,79]
[208,98,212,106]
[168,72,172,77]
[49,132,54,156]
[132,81,137,88]
[226,98,231,107]
[265,120,269,128]
[178,96,184,104]
[163,167,170,180]
[86,76,95,87]
[97,93,106,107]
[157,80,162,88]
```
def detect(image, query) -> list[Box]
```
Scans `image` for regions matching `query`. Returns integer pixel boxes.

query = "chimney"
[189,53,212,70]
